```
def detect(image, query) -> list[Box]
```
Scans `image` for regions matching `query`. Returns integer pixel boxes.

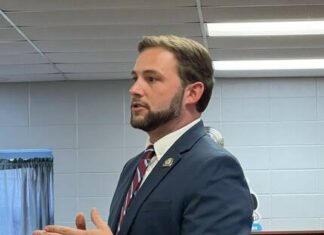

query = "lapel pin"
[162,158,174,167]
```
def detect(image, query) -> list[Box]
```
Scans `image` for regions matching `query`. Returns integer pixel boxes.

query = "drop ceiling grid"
[0,0,324,81]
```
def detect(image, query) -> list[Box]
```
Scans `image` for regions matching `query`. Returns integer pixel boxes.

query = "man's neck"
[148,113,200,143]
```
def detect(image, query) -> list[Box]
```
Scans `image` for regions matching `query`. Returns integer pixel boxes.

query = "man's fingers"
[32,230,46,235]
[33,230,62,235]
[90,208,109,231]
[33,230,60,235]
[45,225,85,235]
[39,209,113,235]
[75,212,86,230]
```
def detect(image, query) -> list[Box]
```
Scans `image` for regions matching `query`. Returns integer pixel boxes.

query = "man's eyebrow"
[131,70,161,76]
[142,70,160,76]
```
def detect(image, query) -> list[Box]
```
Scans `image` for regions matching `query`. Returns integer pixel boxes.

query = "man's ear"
[184,82,204,105]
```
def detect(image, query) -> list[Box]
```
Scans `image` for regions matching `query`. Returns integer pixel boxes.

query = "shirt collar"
[145,118,201,161]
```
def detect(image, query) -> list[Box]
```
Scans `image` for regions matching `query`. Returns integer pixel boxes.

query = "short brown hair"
[138,35,214,112]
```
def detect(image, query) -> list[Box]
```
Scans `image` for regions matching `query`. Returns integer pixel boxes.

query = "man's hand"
[32,208,113,235]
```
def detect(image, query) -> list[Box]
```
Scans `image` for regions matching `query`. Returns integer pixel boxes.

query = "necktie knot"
[143,145,155,161]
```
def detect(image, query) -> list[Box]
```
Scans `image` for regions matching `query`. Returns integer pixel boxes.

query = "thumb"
[91,208,110,231]
[75,212,86,230]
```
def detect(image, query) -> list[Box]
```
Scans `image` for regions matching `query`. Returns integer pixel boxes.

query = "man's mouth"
[131,101,149,112]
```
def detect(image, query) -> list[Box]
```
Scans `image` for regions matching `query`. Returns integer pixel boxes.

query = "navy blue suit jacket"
[108,121,253,235]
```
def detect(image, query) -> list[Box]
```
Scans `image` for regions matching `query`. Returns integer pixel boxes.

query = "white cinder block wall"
[0,78,324,231]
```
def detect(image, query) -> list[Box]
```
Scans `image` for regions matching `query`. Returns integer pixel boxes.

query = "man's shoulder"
[188,134,238,163]
[121,153,142,171]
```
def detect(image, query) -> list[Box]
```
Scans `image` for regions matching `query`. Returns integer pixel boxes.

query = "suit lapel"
[119,121,206,235]
[120,151,181,235]
[109,155,142,233]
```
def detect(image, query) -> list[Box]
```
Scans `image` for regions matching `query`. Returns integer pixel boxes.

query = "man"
[34,35,253,235]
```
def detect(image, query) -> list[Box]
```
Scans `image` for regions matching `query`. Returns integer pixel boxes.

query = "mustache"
[131,99,150,109]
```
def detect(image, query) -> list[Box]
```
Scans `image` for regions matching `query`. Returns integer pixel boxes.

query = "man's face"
[129,47,185,132]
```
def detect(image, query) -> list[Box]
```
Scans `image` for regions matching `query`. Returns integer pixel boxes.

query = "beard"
[130,88,184,132]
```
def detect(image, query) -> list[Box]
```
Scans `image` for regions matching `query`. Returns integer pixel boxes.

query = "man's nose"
[129,80,144,96]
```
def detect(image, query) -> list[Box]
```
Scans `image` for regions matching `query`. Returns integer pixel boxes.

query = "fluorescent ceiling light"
[213,59,324,70]
[207,21,324,36]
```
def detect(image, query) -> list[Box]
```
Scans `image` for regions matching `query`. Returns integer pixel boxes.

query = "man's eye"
[131,76,138,81]
[147,76,156,82]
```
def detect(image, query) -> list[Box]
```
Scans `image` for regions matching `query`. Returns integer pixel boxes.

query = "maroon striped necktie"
[116,145,155,234]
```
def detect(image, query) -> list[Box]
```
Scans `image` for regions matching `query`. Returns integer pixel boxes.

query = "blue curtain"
[0,150,54,235]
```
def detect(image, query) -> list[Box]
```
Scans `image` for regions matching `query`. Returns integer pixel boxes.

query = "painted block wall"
[0,77,323,231]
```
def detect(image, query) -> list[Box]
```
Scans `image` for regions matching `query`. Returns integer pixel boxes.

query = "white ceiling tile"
[36,39,141,52]
[7,8,198,27]
[23,24,201,40]
[0,18,11,27]
[1,0,195,11]
[57,62,133,73]
[36,37,204,52]
[0,73,64,82]
[0,64,59,75]
[0,28,23,41]
[0,42,36,54]
[0,54,48,64]
[47,51,137,63]
[65,72,130,80]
